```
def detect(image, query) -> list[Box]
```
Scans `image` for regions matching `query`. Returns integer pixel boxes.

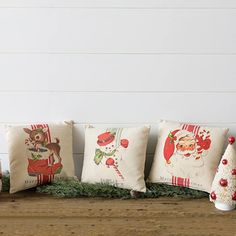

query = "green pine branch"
[36,179,208,199]
[1,172,208,199]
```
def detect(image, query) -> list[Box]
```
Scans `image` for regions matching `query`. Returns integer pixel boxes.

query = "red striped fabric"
[30,124,54,185]
[172,176,190,188]
[181,124,200,136]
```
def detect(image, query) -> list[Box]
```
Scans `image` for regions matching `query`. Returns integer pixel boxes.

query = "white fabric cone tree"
[210,136,236,210]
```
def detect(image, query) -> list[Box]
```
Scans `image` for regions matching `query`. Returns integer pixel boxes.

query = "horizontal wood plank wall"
[1,0,236,8]
[0,9,236,53]
[0,0,235,177]
[0,54,236,92]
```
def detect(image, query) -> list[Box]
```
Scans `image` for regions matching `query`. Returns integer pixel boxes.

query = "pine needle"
[1,173,208,199]
[36,178,208,199]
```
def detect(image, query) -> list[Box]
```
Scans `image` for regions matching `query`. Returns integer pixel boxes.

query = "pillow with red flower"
[148,120,228,192]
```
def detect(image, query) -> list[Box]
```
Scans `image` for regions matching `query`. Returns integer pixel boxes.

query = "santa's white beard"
[176,149,195,156]
[165,152,204,179]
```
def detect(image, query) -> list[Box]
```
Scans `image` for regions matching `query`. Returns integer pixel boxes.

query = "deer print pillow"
[81,126,150,192]
[6,121,75,193]
[148,120,228,193]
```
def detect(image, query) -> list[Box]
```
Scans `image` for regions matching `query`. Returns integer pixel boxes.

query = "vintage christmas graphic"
[24,124,63,185]
[163,124,211,187]
[94,128,129,180]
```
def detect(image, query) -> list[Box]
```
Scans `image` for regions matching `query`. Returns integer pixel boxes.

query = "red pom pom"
[232,169,236,175]
[210,191,217,200]
[228,136,235,145]
[232,192,236,201]
[219,178,228,187]
[222,159,228,165]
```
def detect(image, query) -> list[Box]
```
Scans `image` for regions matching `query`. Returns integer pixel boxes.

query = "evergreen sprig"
[36,178,132,199]
[36,178,208,199]
[145,183,208,199]
[1,173,208,199]
[2,171,10,192]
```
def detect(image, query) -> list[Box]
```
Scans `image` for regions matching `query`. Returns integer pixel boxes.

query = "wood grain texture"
[0,192,235,236]
[0,9,236,53]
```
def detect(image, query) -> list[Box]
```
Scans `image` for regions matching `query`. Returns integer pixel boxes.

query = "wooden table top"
[0,192,235,236]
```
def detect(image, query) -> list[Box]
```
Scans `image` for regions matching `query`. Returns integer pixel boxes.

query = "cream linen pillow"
[81,126,150,192]
[148,120,228,193]
[7,121,75,193]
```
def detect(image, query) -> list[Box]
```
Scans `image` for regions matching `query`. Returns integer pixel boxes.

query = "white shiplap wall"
[0,0,235,177]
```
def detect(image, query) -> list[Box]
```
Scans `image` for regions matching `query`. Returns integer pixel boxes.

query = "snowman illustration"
[94,128,129,180]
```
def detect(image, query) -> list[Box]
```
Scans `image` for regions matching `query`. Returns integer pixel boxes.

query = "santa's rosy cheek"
[176,144,185,151]
[187,144,196,151]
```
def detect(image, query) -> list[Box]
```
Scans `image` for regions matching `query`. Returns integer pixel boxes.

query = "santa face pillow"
[148,121,228,192]
[6,121,75,193]
[81,126,150,192]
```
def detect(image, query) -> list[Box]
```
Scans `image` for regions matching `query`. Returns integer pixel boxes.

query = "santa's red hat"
[97,132,115,146]
[163,129,180,163]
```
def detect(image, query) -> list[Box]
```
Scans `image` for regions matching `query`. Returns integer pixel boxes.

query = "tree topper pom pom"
[228,136,235,145]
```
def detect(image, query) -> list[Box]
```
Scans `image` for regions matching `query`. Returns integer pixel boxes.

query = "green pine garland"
[36,178,208,199]
[2,172,10,192]
[37,179,133,199]
[1,173,208,199]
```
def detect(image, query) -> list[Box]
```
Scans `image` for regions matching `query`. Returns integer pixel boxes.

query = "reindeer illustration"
[24,127,62,163]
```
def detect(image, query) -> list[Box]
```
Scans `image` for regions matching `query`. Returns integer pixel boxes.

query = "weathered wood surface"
[0,192,235,236]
